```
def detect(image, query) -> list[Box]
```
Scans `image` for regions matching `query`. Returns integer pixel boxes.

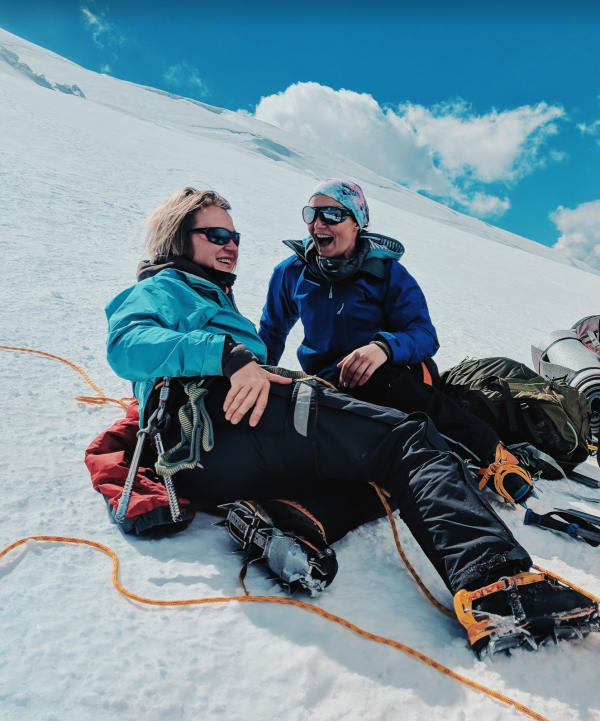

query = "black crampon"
[218,499,338,596]
[454,571,600,658]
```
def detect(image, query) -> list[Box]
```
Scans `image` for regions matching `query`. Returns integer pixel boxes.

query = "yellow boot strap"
[454,571,547,630]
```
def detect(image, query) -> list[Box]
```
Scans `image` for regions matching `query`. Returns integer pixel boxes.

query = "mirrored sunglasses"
[187,227,241,247]
[302,206,353,225]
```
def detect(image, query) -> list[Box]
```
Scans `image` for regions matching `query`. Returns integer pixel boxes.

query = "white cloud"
[463,192,511,219]
[400,99,563,183]
[551,200,600,270]
[163,62,208,97]
[99,64,111,74]
[80,7,124,49]
[549,149,568,162]
[255,82,452,197]
[577,120,600,135]
[254,82,565,219]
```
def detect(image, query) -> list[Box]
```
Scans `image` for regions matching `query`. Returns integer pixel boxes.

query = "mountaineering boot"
[454,571,600,657]
[220,499,338,596]
[476,443,534,504]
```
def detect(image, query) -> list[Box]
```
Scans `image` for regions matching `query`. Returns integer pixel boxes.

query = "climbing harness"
[3,344,600,721]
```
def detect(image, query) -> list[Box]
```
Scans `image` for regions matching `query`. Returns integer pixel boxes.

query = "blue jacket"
[258,238,438,381]
[106,267,267,422]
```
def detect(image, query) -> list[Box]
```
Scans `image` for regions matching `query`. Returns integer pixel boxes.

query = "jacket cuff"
[222,335,258,378]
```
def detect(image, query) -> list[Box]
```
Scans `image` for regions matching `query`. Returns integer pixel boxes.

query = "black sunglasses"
[187,227,241,247]
[302,206,353,226]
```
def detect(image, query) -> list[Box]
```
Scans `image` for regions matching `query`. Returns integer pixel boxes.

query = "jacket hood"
[136,256,237,292]
[283,231,405,280]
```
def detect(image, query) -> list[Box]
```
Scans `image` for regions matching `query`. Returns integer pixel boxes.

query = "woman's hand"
[337,342,390,389]
[224,362,292,427]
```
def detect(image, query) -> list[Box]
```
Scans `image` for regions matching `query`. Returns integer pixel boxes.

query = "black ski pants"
[348,361,500,465]
[168,378,530,595]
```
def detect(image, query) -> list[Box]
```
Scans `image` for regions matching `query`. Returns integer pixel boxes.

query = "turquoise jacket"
[106,268,267,421]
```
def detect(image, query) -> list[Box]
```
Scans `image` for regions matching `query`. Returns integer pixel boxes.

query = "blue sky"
[2,1,600,265]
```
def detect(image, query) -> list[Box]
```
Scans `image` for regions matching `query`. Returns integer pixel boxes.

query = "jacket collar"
[283,231,405,281]
[136,256,237,292]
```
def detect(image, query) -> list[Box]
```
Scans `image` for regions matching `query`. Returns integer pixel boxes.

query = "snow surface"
[1,26,600,721]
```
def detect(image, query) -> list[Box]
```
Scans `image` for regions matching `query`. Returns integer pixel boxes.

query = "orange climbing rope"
[370,483,455,618]
[0,345,134,410]
[0,535,552,721]
[532,564,600,604]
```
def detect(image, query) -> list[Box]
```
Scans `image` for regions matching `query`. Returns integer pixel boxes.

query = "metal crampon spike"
[550,627,559,645]
[212,519,228,527]
[569,624,585,640]
[523,634,538,651]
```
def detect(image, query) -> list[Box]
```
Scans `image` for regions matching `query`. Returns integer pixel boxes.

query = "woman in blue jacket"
[97,186,596,656]
[259,179,504,469]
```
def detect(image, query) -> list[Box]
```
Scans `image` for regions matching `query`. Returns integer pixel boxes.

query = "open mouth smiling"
[315,233,334,249]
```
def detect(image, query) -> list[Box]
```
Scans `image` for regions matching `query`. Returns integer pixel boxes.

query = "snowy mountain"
[2,27,600,721]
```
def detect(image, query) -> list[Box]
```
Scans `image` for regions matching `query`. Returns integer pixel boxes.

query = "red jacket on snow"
[85,401,195,536]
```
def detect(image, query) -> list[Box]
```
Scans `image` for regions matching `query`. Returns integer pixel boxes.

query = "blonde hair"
[145,187,232,261]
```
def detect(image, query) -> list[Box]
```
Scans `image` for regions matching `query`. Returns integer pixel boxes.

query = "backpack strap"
[587,330,600,353]
[518,403,543,446]
[531,344,574,381]
[466,387,502,419]
[499,380,519,433]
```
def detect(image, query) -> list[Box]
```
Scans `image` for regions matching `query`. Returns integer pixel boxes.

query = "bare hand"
[337,343,389,389]
[224,362,292,427]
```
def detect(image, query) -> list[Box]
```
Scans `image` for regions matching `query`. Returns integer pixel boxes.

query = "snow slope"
[1,27,600,721]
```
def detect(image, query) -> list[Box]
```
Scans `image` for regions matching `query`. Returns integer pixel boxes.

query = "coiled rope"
[2,343,598,721]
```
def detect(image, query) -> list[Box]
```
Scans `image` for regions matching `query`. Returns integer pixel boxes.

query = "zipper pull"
[329,285,332,299]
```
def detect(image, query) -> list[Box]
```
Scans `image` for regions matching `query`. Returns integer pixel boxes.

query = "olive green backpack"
[440,357,591,472]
